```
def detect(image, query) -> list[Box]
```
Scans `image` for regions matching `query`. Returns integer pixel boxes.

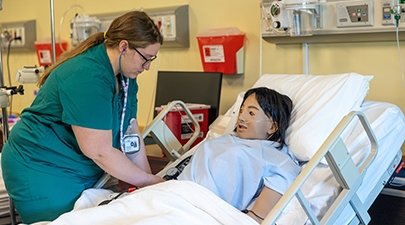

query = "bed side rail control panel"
[262,111,378,225]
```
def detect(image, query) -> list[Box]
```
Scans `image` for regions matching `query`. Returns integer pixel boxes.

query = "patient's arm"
[248,186,282,223]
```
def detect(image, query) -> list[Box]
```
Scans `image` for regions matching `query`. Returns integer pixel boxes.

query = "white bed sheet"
[36,180,257,225]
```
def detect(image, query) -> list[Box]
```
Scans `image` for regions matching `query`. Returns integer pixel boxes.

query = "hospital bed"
[10,73,405,225]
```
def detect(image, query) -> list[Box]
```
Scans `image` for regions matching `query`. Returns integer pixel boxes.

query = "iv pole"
[303,42,309,74]
[50,0,56,64]
[0,3,9,155]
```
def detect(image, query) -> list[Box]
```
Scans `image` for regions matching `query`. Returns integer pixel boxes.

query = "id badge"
[122,134,140,154]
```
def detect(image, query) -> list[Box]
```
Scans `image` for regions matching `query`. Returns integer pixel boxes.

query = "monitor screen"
[154,71,223,125]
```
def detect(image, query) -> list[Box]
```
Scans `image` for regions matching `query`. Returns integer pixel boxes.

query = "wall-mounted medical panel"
[1,20,36,51]
[94,5,189,48]
[145,5,189,48]
[261,0,405,44]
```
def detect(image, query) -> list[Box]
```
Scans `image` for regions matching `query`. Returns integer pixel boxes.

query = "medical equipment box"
[35,41,68,67]
[197,27,245,75]
[155,103,210,147]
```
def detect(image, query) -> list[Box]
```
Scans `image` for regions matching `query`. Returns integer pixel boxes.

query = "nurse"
[1,11,163,223]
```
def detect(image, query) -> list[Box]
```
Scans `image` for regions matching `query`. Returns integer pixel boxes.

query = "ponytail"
[38,32,105,86]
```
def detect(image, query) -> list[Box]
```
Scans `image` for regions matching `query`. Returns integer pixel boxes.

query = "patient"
[173,87,301,223]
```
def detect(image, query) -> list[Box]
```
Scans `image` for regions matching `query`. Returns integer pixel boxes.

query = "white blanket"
[37,180,258,225]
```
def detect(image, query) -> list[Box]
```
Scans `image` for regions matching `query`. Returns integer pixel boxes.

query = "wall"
[0,0,404,133]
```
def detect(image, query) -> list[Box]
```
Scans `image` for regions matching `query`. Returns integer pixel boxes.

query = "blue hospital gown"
[177,134,301,210]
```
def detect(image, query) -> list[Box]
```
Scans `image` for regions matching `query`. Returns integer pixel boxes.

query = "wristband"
[242,209,264,220]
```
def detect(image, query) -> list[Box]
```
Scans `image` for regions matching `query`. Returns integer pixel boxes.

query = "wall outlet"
[146,5,189,48]
[2,26,25,47]
[1,20,36,51]
[150,14,177,41]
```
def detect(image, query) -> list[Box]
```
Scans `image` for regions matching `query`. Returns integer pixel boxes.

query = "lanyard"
[119,78,140,155]
[119,76,129,151]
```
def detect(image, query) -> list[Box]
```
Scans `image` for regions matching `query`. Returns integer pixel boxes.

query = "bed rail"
[142,100,200,161]
[262,111,378,225]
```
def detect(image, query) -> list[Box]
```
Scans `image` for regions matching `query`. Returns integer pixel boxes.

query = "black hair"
[242,87,293,149]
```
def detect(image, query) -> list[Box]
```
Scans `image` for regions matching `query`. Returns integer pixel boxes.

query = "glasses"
[133,48,157,67]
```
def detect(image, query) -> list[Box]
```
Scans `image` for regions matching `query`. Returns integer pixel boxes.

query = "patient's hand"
[249,187,281,223]
[246,211,263,223]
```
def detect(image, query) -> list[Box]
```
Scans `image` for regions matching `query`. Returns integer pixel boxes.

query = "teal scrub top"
[3,43,138,188]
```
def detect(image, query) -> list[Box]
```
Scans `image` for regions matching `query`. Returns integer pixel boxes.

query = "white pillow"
[250,73,373,162]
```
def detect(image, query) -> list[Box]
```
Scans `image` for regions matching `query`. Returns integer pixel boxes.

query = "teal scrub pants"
[2,149,95,223]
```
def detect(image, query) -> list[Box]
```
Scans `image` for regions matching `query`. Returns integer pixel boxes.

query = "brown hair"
[38,11,163,86]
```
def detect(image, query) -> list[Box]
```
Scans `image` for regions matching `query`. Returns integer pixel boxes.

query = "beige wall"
[0,0,404,133]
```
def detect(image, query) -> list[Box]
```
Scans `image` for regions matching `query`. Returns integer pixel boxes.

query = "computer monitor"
[154,71,223,125]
